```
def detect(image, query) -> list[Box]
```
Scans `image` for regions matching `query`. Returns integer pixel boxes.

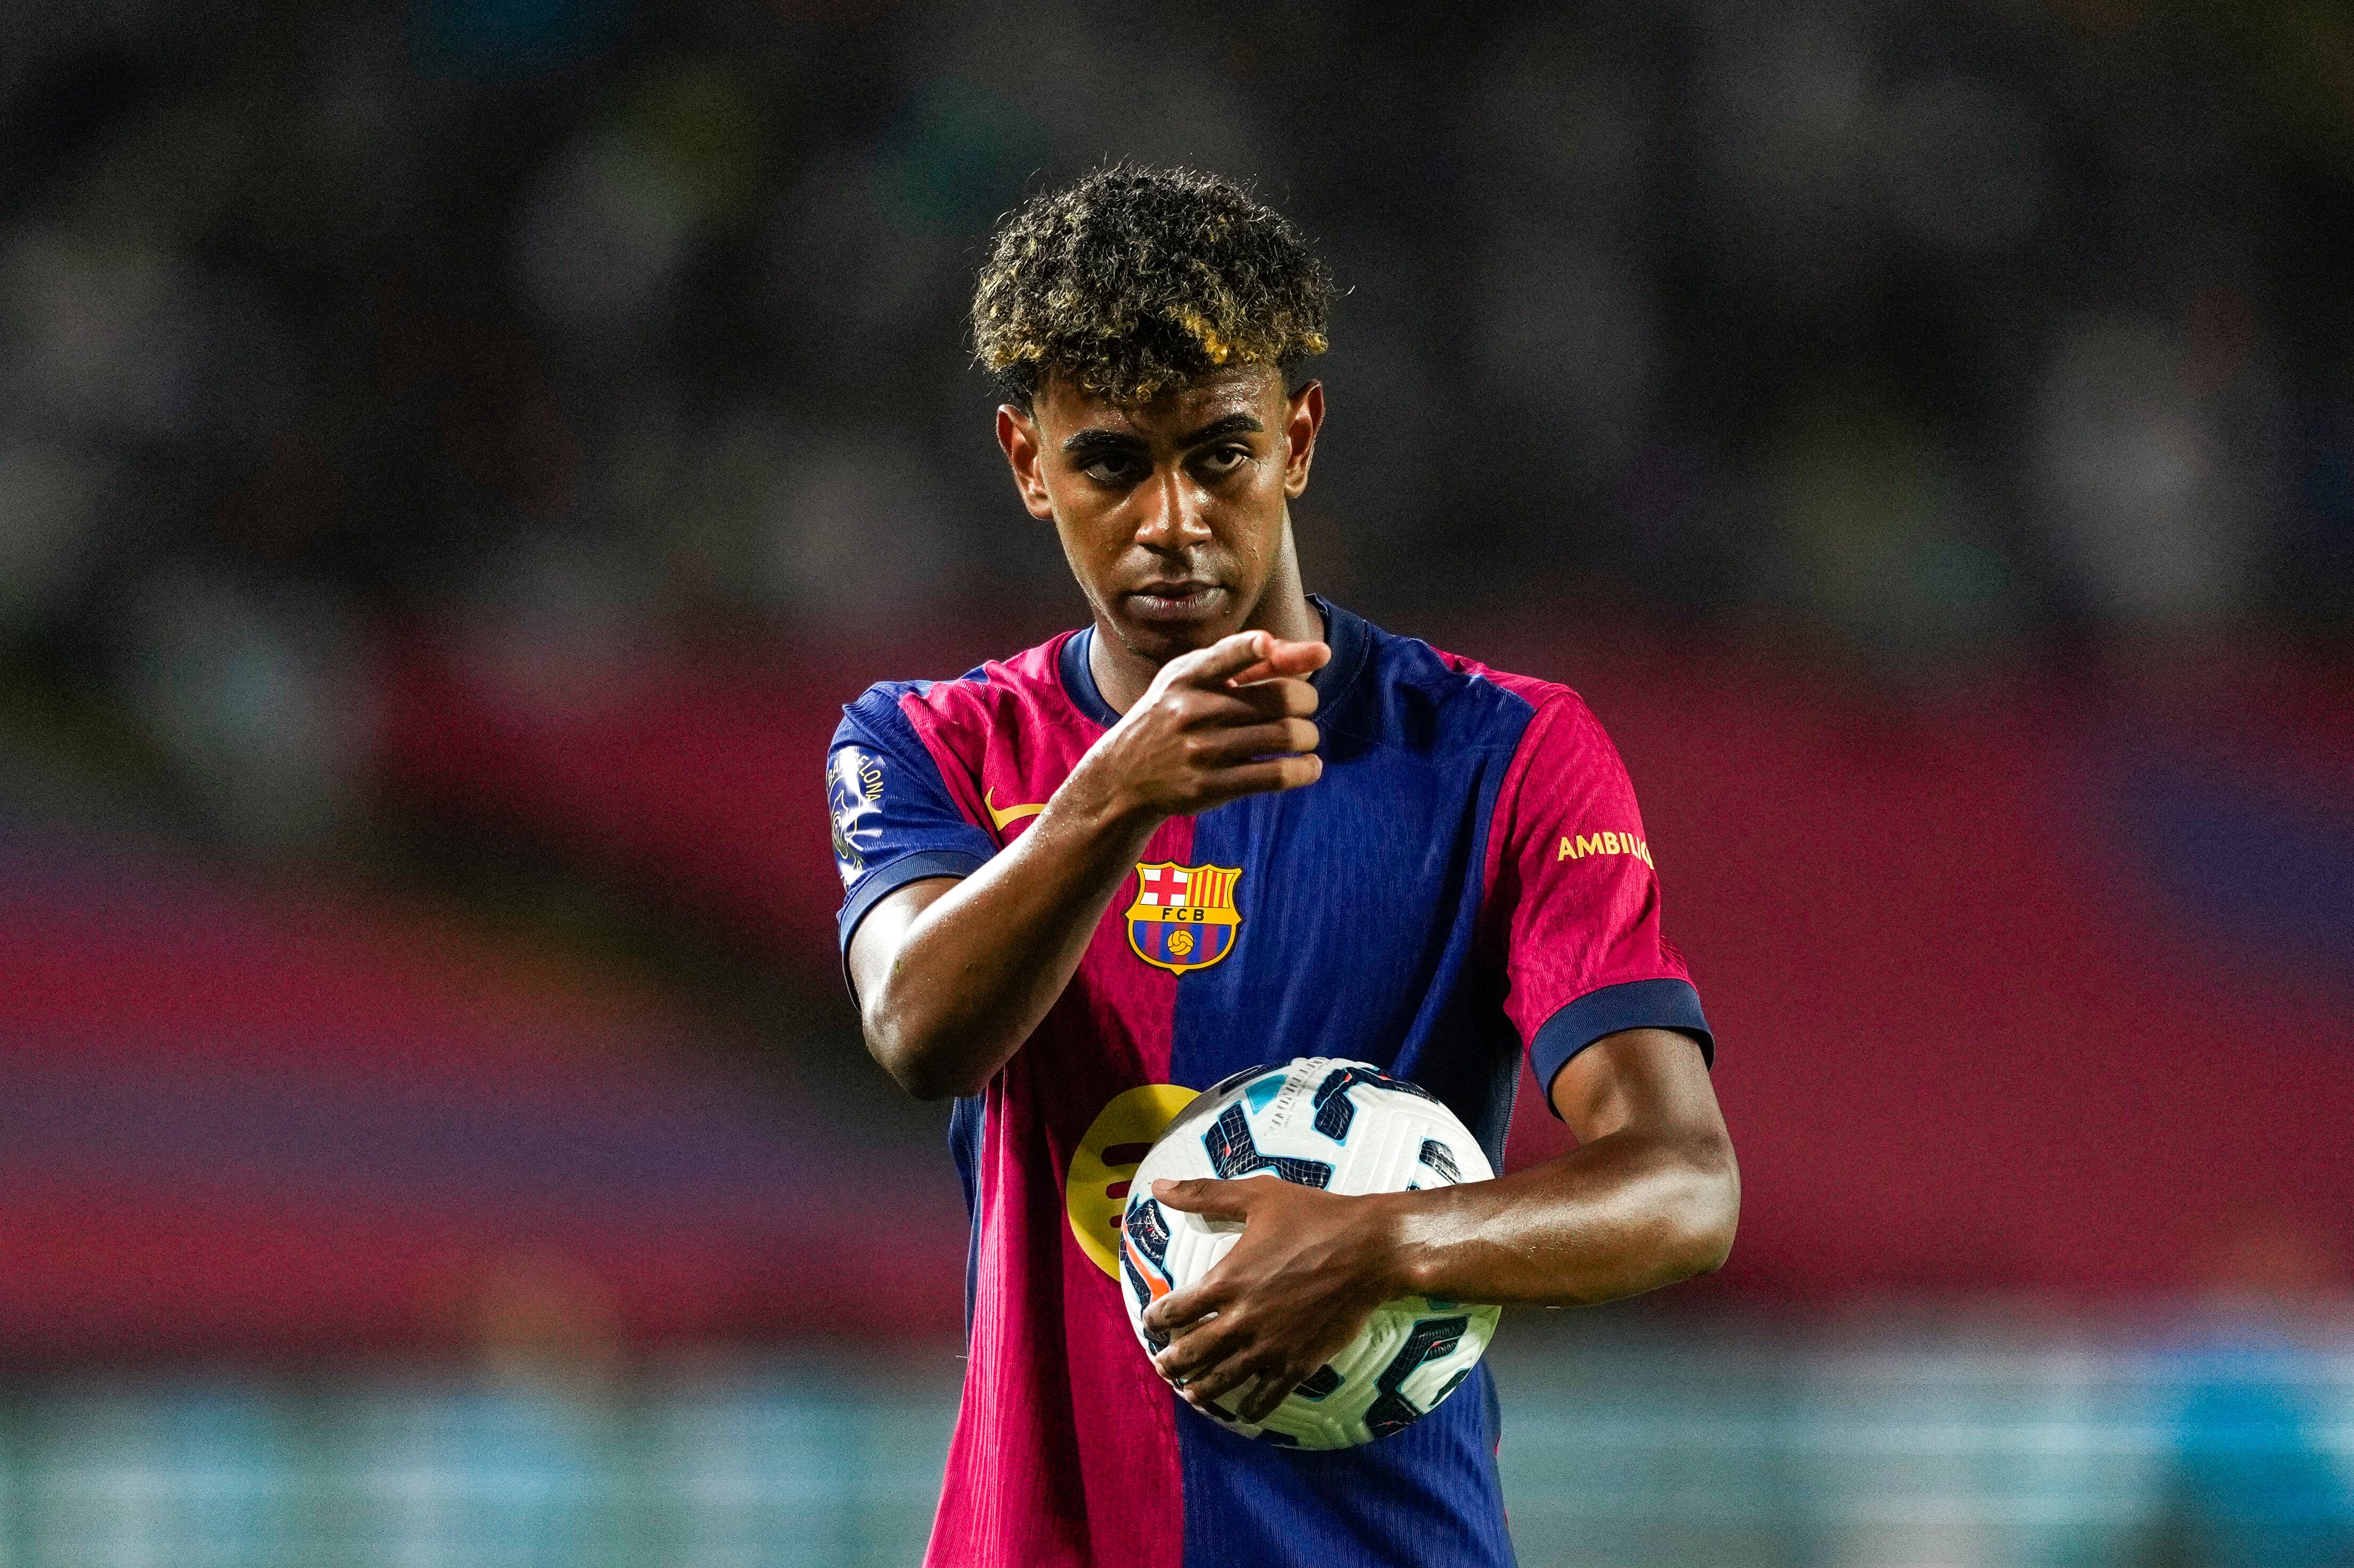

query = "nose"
[1132,464,1212,550]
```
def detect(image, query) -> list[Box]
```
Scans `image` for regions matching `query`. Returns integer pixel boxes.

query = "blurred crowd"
[3,0,2351,859]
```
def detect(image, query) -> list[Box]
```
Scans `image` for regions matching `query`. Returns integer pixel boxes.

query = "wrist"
[1357,1190,1431,1302]
[1052,751,1165,849]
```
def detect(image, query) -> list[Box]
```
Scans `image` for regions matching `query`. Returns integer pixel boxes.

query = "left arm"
[1144,1026,1737,1423]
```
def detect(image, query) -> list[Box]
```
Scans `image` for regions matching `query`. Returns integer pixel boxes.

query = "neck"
[1089,523,1320,716]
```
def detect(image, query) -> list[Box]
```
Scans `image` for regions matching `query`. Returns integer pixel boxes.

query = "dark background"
[7,0,2351,837]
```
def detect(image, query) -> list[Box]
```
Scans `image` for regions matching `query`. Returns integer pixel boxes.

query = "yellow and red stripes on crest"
[1135,862,1238,914]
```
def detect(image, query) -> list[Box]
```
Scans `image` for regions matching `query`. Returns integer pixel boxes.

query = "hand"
[1142,1175,1403,1426]
[1066,630,1328,831]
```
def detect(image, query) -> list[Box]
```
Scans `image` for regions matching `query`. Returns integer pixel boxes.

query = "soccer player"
[829,166,1738,1567]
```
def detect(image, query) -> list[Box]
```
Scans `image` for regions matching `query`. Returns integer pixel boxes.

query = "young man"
[829,166,1738,1567]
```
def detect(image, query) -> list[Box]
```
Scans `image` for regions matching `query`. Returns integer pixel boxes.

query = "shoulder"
[836,632,1085,756]
[1336,609,1589,758]
[1421,643,1575,711]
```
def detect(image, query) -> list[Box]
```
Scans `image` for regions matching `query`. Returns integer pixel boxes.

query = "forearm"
[861,771,1155,1099]
[1374,1125,1738,1308]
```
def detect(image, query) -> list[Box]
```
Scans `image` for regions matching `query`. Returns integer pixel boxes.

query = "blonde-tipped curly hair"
[971,165,1333,410]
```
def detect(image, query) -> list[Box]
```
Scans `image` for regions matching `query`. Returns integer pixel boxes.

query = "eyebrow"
[1179,412,1264,445]
[1061,427,1145,458]
[1060,411,1266,457]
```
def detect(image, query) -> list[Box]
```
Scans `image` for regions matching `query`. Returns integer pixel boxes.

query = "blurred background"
[1,0,2351,1562]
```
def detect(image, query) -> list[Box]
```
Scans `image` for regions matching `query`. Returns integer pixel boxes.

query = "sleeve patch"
[827,745,890,887]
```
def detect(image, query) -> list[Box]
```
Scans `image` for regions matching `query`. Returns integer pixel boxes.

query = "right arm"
[848,630,1327,1100]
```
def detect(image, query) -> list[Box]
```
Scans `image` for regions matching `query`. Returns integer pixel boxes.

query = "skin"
[847,362,1739,1425]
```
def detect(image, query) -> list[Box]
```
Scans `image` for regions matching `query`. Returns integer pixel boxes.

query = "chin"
[1111,616,1224,664]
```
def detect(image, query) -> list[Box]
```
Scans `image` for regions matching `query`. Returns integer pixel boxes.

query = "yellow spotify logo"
[1064,1084,1199,1278]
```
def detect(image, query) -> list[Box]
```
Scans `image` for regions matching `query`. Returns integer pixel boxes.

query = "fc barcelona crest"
[1125,862,1243,975]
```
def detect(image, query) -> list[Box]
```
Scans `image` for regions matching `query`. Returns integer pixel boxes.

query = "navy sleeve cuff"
[836,848,987,969]
[1529,978,1713,1111]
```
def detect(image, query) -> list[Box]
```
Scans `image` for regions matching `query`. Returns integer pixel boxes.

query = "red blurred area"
[383,619,2354,1302]
[0,776,967,1361]
[4,620,2348,1359]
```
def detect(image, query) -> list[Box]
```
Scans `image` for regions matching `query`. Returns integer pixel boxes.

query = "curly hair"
[971,165,1333,409]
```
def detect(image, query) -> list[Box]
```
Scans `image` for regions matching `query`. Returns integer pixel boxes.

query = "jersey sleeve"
[1482,694,1712,1109]
[828,684,997,961]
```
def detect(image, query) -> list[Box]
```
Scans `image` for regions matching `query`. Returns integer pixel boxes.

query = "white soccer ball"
[1118,1056,1502,1449]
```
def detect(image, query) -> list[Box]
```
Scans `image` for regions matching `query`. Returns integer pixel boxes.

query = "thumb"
[1152,1177,1255,1219]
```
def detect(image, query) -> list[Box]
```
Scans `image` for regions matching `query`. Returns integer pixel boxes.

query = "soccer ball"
[1118,1056,1501,1448]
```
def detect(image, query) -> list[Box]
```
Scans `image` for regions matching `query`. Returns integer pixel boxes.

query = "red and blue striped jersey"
[828,599,1711,1568]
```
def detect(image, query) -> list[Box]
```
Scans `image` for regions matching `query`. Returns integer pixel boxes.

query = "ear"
[996,404,1058,522]
[1282,380,1324,499]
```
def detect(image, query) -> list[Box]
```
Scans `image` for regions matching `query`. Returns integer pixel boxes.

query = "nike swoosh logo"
[986,788,1047,832]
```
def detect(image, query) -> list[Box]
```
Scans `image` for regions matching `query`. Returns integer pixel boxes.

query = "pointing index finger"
[1171,631,1276,688]
[1228,637,1330,688]
[1172,633,1334,692]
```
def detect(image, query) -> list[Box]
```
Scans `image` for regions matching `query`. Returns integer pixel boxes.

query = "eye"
[1196,445,1250,476]
[1081,454,1141,484]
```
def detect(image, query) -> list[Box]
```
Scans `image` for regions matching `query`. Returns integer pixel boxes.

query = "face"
[997,365,1324,664]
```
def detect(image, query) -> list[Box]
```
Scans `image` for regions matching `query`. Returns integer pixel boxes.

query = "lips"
[1125,582,1226,621]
